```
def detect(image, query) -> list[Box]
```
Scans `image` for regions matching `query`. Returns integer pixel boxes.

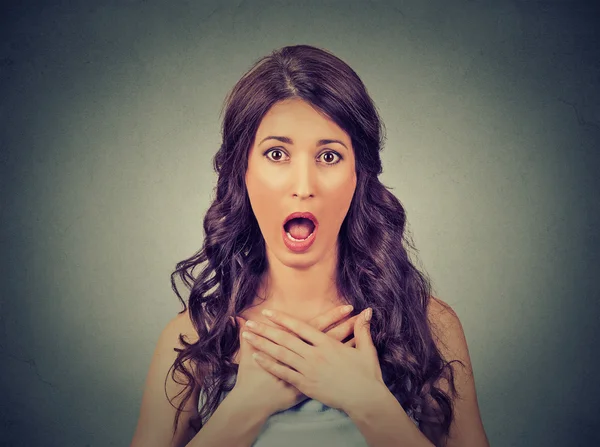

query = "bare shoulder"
[427,296,460,344]
[130,309,201,447]
[425,296,490,447]
[171,308,200,345]
[427,295,457,320]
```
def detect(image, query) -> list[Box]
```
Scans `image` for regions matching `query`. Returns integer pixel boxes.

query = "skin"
[239,100,490,445]
[243,98,357,324]
[237,98,488,444]
[131,100,489,447]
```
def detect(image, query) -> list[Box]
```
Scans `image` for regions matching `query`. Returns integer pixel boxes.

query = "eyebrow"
[258,136,348,150]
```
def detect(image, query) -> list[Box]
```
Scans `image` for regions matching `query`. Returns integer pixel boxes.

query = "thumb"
[354,308,375,353]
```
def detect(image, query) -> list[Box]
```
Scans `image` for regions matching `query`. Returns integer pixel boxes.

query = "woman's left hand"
[241,307,385,412]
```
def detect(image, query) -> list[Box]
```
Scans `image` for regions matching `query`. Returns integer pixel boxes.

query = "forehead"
[255,99,350,143]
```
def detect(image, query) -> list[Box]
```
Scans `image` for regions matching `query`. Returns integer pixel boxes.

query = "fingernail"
[364,308,372,322]
[341,305,354,314]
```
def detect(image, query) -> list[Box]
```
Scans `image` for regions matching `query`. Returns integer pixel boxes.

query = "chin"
[283,251,318,265]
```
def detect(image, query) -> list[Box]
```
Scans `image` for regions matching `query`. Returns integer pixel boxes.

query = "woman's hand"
[241,308,384,412]
[232,305,360,417]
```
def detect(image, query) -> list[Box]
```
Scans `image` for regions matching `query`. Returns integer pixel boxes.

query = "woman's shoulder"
[426,296,465,360]
[425,295,472,381]
[429,295,454,313]
[424,297,490,445]
[130,309,201,446]
[427,296,458,329]
[169,308,200,345]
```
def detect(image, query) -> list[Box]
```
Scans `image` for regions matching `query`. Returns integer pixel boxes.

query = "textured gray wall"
[1,1,599,446]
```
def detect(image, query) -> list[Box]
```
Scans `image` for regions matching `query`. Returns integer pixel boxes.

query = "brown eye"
[265,149,285,161]
[264,148,342,165]
[320,151,342,165]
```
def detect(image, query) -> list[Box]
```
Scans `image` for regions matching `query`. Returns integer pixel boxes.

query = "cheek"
[325,181,356,221]
[246,175,281,227]
[247,174,283,202]
[328,174,356,202]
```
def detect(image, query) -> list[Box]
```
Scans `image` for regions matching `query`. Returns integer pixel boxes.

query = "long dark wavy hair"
[167,44,463,446]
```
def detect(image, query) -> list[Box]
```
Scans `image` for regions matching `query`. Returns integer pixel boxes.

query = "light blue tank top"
[199,370,419,447]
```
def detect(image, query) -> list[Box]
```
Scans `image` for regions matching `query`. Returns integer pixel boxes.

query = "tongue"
[287,219,313,240]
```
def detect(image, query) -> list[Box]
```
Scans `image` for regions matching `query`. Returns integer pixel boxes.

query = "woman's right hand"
[231,306,359,417]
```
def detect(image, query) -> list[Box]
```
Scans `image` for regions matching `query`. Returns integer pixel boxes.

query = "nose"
[291,156,316,199]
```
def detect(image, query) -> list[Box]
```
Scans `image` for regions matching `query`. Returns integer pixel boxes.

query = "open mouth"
[283,217,316,241]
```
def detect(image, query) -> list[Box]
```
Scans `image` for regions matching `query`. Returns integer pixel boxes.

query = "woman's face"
[245,98,357,268]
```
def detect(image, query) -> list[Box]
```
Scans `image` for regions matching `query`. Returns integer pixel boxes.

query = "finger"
[237,318,262,354]
[252,352,304,388]
[308,305,354,332]
[324,315,359,341]
[236,318,252,352]
[242,331,305,373]
[244,320,313,360]
[344,337,356,348]
[261,309,329,347]
[238,321,289,368]
[354,308,376,353]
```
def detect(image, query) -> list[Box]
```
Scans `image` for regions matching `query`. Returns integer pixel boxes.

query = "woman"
[131,45,490,447]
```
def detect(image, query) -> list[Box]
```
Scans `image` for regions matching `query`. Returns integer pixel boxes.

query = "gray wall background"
[1,1,599,446]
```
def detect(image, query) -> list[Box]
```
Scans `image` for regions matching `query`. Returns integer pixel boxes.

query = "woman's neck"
[252,260,347,321]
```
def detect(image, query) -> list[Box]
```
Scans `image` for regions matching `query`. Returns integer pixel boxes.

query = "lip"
[281,225,317,252]
[283,212,319,227]
[282,212,319,253]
